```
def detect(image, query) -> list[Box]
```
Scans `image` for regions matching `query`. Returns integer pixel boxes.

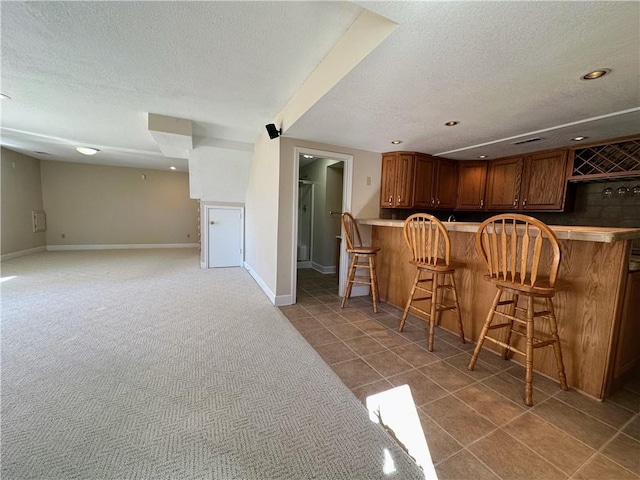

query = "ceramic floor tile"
[505,364,564,396]
[532,397,617,449]
[503,412,595,476]
[607,388,640,414]
[554,389,635,429]
[445,352,500,380]
[303,304,335,316]
[315,312,350,327]
[622,415,640,441]
[572,453,639,480]
[482,370,550,406]
[416,337,465,359]
[362,349,413,378]
[387,369,448,407]
[397,325,429,343]
[391,343,440,368]
[350,379,394,406]
[469,429,566,480]
[418,360,477,393]
[326,323,366,341]
[330,358,383,390]
[299,327,339,347]
[601,432,640,476]
[350,318,388,335]
[435,449,500,480]
[341,335,387,356]
[287,317,326,333]
[455,383,526,426]
[338,309,371,323]
[313,341,358,365]
[372,314,401,329]
[416,410,463,466]
[369,330,413,349]
[421,396,497,446]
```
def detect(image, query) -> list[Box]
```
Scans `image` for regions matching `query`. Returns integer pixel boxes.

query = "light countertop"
[358,218,640,244]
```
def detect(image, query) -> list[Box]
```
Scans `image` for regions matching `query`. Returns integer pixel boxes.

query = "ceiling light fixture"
[478,155,487,159]
[444,121,459,126]
[571,136,588,141]
[75,147,99,155]
[581,69,610,80]
[169,166,177,170]
[0,93,11,100]
[303,154,313,159]
[391,140,402,144]
[35,151,51,155]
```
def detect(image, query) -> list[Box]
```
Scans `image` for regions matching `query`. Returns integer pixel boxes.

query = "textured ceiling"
[1,1,639,170]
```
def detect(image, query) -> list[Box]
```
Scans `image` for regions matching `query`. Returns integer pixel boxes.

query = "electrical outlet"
[366,176,371,186]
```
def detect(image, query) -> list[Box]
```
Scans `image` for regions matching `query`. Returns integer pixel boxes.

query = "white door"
[208,207,243,268]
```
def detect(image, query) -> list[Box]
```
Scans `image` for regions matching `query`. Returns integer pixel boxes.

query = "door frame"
[291,147,353,303]
[201,203,244,269]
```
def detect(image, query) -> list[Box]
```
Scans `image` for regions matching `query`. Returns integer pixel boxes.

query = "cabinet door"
[380,154,397,208]
[435,159,458,209]
[413,154,437,208]
[486,157,523,210]
[456,161,488,210]
[521,150,570,211]
[614,271,640,378]
[395,153,415,207]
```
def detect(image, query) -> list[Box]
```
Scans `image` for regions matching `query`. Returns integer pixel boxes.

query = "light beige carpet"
[1,249,424,479]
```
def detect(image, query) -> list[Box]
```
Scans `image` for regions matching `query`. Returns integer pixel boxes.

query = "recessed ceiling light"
[444,121,459,126]
[35,151,51,155]
[391,140,402,145]
[303,154,313,159]
[572,136,588,141]
[76,147,99,155]
[169,166,177,170]
[478,155,488,159]
[0,93,11,100]
[581,69,610,80]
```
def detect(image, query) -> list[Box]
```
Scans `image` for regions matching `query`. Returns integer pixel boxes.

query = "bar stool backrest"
[403,213,451,267]
[476,214,561,288]
[341,212,362,251]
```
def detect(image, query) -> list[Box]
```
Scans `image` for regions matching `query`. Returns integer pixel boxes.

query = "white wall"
[188,146,252,202]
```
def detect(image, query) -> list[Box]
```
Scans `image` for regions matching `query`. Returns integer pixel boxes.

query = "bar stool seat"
[341,212,380,313]
[398,213,466,352]
[468,214,569,406]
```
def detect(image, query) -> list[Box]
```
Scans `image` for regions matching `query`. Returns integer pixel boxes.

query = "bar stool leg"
[399,270,421,332]
[525,295,535,407]
[546,297,569,391]
[449,274,465,344]
[502,293,519,360]
[369,255,379,314]
[427,273,439,352]
[469,289,502,370]
[341,254,358,309]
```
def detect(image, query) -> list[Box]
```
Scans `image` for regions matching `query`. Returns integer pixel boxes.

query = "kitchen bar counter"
[361,218,640,400]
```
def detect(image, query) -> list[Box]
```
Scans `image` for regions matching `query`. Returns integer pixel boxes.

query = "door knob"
[210,221,215,225]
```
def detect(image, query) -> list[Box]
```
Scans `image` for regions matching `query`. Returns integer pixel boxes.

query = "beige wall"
[40,161,198,246]
[1,148,46,255]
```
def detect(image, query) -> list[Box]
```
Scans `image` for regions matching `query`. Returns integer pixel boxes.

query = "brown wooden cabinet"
[521,150,570,211]
[485,156,523,210]
[380,152,415,208]
[456,161,488,210]
[612,270,640,383]
[411,154,457,209]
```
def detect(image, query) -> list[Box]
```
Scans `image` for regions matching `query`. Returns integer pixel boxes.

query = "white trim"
[312,262,336,275]
[297,261,312,269]
[47,243,198,251]
[292,147,353,304]
[1,246,47,261]
[244,260,279,305]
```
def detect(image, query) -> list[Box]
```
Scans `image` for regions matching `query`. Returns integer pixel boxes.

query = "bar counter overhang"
[359,218,640,400]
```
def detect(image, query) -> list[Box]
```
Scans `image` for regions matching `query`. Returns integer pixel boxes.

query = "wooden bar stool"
[341,212,380,313]
[398,214,466,352]
[468,214,569,406]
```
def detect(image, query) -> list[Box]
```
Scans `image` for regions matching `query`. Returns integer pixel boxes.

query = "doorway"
[206,206,243,268]
[292,148,353,303]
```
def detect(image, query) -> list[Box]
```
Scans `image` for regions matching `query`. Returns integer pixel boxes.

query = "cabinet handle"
[436,198,440,207]
[430,198,435,206]
[397,195,401,203]
[523,199,527,208]
[388,196,393,205]
[513,197,519,207]
[480,199,484,207]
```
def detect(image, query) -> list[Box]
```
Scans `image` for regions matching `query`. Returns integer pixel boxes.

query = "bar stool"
[398,214,466,352]
[468,214,569,406]
[341,212,380,313]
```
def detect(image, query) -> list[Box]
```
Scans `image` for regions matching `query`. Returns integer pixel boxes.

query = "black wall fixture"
[265,123,281,139]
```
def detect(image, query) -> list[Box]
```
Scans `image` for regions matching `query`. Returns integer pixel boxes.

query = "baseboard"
[244,261,276,304]
[47,243,199,251]
[1,246,47,261]
[311,262,336,275]
[297,261,312,269]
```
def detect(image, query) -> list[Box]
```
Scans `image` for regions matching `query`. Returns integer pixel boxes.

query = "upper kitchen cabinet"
[412,155,458,209]
[456,161,488,210]
[380,152,415,208]
[520,149,571,211]
[485,156,523,210]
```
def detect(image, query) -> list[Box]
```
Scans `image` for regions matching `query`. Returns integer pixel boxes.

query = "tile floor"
[280,269,640,480]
